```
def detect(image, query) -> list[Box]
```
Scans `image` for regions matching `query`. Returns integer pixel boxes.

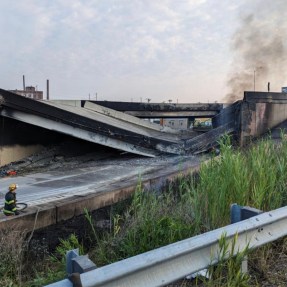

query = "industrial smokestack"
[23,75,25,91]
[47,79,49,100]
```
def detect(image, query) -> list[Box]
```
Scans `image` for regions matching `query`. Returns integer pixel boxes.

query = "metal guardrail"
[46,206,287,287]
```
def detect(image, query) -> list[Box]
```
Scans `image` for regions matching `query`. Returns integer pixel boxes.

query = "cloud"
[0,0,242,102]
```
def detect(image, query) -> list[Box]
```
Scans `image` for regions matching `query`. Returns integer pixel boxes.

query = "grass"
[0,229,84,287]
[2,134,287,286]
[0,227,28,287]
[87,179,197,265]
[28,234,84,287]
[205,233,250,287]
[192,135,287,231]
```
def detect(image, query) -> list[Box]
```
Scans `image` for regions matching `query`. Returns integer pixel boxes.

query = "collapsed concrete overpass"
[0,89,183,159]
[0,89,236,165]
[2,88,286,168]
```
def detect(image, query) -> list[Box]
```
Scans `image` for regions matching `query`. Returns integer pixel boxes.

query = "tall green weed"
[192,135,287,231]
[89,181,196,264]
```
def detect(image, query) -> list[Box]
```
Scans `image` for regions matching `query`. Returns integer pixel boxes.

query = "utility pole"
[47,79,49,100]
[23,75,26,90]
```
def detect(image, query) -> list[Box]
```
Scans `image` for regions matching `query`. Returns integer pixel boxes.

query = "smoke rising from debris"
[224,1,287,103]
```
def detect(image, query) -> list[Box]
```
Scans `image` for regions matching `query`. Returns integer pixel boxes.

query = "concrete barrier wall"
[0,117,44,166]
[0,145,44,167]
[0,116,71,166]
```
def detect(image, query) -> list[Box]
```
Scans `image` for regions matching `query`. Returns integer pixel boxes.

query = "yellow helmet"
[9,183,18,192]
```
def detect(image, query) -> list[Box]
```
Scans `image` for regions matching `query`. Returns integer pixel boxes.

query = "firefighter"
[3,183,20,216]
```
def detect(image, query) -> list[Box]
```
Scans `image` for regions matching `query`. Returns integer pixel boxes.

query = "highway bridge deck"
[87,100,223,118]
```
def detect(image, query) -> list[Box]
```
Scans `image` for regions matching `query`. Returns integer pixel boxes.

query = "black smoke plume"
[224,1,287,103]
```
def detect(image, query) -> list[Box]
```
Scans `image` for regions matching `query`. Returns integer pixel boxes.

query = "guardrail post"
[241,206,263,220]
[72,255,97,274]
[230,203,263,273]
[65,249,97,287]
[231,204,262,223]
[66,249,97,275]
[230,203,241,223]
[66,249,79,276]
[66,249,97,276]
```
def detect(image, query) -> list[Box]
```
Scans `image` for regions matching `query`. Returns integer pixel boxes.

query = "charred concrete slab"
[157,122,236,155]
[183,122,236,154]
[118,110,218,118]
[212,101,241,128]
[244,91,287,103]
[156,101,241,154]
[83,101,180,134]
[90,101,224,118]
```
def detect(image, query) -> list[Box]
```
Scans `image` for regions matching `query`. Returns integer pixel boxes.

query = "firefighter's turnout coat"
[3,191,18,215]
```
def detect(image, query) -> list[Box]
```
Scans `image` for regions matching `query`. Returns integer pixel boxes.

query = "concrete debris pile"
[0,141,115,177]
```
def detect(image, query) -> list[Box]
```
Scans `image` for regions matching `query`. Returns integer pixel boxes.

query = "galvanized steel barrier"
[46,206,287,287]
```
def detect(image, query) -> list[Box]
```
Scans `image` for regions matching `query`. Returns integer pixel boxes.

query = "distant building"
[9,86,43,100]
[145,118,190,130]
[162,118,189,130]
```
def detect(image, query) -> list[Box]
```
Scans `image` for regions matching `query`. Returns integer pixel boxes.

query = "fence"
[46,205,287,287]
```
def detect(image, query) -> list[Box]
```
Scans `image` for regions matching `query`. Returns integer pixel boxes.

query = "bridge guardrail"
[46,205,287,287]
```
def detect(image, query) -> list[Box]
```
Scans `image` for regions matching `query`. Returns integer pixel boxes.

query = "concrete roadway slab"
[0,155,202,231]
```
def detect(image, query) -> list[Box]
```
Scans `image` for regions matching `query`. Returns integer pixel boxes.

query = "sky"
[0,0,286,103]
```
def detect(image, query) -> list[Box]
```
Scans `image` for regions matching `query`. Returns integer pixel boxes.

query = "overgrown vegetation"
[0,227,28,287]
[2,134,287,286]
[27,234,83,287]
[192,135,287,231]
[87,180,197,264]
[204,233,250,287]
